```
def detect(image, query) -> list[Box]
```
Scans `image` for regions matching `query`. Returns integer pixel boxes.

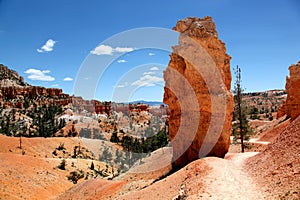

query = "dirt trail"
[108,152,266,200]
[188,152,265,200]
[248,138,270,145]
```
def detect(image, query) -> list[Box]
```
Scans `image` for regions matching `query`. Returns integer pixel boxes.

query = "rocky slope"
[0,134,116,200]
[247,116,300,199]
[277,61,300,120]
[59,152,266,200]
[0,64,27,87]
[163,16,234,168]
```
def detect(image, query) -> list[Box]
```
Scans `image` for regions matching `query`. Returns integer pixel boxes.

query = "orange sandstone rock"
[163,17,234,168]
[278,61,300,120]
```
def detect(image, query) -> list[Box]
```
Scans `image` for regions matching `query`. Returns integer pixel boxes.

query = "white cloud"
[148,53,155,56]
[42,70,50,73]
[143,71,155,75]
[150,66,159,71]
[52,84,59,87]
[116,82,128,88]
[63,77,73,81]
[115,47,134,53]
[90,44,134,55]
[90,45,113,55]
[117,59,127,63]
[131,75,163,87]
[25,68,55,81]
[37,39,56,53]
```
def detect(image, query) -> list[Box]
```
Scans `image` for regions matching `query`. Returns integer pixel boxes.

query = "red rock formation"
[0,64,112,114]
[0,86,64,99]
[276,100,287,119]
[112,103,151,116]
[46,88,63,96]
[277,61,300,120]
[94,100,111,114]
[0,64,26,86]
[163,16,234,168]
[71,97,111,115]
[129,104,150,112]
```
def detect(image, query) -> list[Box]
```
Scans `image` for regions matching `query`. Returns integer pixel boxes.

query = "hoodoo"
[163,17,234,168]
[277,61,300,120]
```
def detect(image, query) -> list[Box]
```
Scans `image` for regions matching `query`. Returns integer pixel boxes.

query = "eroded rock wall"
[163,17,234,168]
[277,61,300,120]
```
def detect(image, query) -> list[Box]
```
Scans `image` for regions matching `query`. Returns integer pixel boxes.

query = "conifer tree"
[233,65,252,152]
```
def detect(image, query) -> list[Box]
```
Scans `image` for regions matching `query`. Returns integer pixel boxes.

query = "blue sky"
[0,0,299,101]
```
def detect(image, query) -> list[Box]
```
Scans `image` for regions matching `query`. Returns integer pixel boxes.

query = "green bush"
[67,170,84,184]
[58,159,66,170]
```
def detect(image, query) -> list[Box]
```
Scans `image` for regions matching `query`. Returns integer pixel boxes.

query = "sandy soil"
[57,179,125,200]
[0,134,83,158]
[247,116,300,199]
[0,135,112,200]
[0,153,73,200]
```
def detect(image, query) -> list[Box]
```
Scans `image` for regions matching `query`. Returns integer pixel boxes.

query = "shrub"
[67,170,84,184]
[90,161,94,170]
[52,149,58,156]
[57,143,65,151]
[58,159,66,170]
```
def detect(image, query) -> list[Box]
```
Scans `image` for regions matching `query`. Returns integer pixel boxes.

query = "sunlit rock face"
[277,61,300,120]
[163,16,234,168]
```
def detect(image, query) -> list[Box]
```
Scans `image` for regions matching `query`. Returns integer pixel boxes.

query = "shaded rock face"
[163,17,234,168]
[277,61,300,120]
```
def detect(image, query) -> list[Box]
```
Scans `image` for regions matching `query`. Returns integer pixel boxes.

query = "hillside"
[242,89,286,121]
[2,115,298,200]
[247,116,300,199]
[58,151,265,200]
[0,134,116,200]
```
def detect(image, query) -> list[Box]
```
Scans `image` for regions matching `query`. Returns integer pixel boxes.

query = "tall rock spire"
[163,16,234,168]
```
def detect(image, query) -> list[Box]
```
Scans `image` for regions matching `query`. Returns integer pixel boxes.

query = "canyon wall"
[277,61,300,120]
[163,17,234,168]
[0,86,63,99]
[0,64,112,115]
